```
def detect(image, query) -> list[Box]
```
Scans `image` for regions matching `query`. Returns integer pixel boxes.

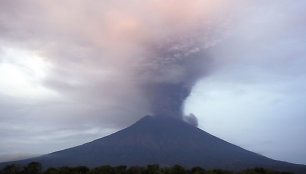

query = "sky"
[0,0,306,165]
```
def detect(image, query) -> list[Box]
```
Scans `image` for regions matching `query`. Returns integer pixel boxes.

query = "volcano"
[1,116,306,173]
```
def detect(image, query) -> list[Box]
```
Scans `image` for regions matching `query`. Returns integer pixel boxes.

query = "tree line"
[0,162,293,174]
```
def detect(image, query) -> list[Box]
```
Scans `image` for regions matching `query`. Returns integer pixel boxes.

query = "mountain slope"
[1,116,306,173]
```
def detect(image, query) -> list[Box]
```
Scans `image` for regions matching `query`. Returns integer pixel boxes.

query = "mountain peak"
[134,115,186,126]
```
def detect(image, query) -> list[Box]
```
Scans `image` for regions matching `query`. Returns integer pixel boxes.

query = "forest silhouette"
[0,162,293,174]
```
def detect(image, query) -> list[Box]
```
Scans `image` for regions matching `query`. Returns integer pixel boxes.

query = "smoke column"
[136,33,213,126]
[0,0,238,127]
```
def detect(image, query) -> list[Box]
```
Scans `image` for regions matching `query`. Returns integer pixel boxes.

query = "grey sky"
[0,0,305,164]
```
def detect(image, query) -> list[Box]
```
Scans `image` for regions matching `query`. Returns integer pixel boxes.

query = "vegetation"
[0,162,293,174]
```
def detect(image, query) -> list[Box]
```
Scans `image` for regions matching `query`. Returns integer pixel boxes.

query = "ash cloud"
[138,35,211,122]
[0,0,231,125]
[183,113,198,127]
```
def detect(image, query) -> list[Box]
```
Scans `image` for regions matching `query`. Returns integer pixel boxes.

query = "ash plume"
[137,34,212,124]
[0,0,236,128]
[183,113,198,127]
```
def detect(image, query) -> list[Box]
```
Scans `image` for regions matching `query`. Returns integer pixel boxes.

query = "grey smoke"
[137,35,212,125]
[0,0,228,128]
[183,113,198,127]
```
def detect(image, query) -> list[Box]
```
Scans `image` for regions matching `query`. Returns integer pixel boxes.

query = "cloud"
[0,0,236,121]
[184,0,306,164]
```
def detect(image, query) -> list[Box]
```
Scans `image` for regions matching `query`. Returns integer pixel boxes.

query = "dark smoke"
[138,34,212,125]
[145,82,191,119]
